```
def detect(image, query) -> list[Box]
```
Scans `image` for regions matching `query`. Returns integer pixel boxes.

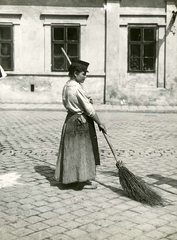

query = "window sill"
[6,72,105,77]
[128,71,156,74]
[6,72,68,77]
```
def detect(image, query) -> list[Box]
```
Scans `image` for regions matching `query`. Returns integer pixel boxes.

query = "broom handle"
[103,133,123,168]
[61,47,71,65]
[103,132,121,165]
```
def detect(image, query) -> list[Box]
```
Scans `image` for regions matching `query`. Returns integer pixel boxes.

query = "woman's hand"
[98,123,107,134]
[91,113,106,133]
[88,97,93,104]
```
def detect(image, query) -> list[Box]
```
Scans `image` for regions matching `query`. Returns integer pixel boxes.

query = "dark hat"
[70,59,89,72]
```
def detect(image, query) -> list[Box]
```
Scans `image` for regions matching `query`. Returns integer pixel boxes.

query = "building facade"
[0,0,177,105]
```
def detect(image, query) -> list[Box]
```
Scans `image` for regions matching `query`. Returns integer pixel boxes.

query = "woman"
[54,59,106,189]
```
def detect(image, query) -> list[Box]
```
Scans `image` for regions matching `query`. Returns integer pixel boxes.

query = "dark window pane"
[54,28,64,40]
[130,45,140,57]
[54,44,64,56]
[70,56,78,62]
[143,58,154,70]
[130,58,140,70]
[144,28,155,41]
[67,28,78,41]
[68,44,78,57]
[144,44,155,57]
[1,43,11,56]
[0,26,13,71]
[130,28,141,41]
[52,26,79,71]
[129,26,156,72]
[0,27,11,40]
[54,57,65,70]
[1,57,11,69]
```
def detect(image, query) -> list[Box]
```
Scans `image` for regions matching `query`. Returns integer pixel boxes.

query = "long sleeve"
[77,87,95,117]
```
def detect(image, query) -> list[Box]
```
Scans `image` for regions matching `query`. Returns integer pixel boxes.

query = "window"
[51,25,80,71]
[0,25,13,71]
[128,26,156,72]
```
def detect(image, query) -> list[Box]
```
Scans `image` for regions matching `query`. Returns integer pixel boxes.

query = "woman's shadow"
[34,165,80,190]
[34,165,126,196]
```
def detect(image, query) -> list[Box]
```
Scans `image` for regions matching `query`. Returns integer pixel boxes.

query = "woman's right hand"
[91,113,107,133]
[98,123,107,134]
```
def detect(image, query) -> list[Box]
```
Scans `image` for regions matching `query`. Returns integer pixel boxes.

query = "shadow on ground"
[34,165,126,196]
[147,174,177,189]
[99,170,118,177]
[95,180,125,196]
[34,165,81,190]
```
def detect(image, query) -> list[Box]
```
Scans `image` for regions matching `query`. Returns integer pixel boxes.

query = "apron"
[54,112,100,184]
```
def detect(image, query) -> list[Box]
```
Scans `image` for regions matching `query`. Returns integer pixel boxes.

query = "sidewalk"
[0,102,177,113]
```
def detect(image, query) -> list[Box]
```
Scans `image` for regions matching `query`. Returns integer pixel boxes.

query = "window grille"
[128,26,156,72]
[0,25,13,71]
[51,25,80,71]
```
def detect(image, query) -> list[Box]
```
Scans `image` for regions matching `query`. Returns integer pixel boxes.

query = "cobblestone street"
[0,110,177,240]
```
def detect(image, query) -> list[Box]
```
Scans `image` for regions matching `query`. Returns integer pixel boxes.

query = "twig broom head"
[103,133,166,206]
[116,162,165,206]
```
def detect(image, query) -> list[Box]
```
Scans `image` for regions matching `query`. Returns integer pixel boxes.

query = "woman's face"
[75,71,87,83]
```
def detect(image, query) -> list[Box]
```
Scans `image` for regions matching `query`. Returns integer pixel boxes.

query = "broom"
[61,48,165,206]
[103,133,165,206]
[61,47,72,65]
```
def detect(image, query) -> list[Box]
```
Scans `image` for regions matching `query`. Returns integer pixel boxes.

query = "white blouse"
[62,80,96,117]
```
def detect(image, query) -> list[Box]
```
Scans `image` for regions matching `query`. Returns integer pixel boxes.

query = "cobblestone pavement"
[0,111,177,240]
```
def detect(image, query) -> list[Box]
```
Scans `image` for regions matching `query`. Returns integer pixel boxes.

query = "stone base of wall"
[1,76,177,106]
[106,78,177,106]
[0,75,64,103]
[0,75,104,104]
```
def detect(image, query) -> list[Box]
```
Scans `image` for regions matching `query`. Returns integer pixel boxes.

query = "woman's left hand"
[88,97,93,104]
[98,123,107,134]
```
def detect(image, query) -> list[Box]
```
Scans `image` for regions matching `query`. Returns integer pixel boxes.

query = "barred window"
[0,25,13,71]
[128,26,156,72]
[51,25,80,71]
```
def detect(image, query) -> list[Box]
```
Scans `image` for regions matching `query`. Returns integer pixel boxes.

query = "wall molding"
[6,72,105,78]
[120,13,166,17]
[40,12,89,25]
[40,12,89,17]
[0,13,22,25]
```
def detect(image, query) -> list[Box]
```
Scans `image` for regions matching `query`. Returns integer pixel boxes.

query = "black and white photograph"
[0,0,177,240]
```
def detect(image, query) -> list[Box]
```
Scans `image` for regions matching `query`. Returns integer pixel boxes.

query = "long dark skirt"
[54,112,100,184]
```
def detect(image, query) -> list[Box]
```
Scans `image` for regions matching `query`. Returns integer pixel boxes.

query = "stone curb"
[0,103,177,113]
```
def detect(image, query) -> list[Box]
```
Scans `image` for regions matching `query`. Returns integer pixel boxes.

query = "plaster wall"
[120,0,165,8]
[105,1,120,88]
[165,3,177,87]
[106,0,177,105]
[0,2,105,103]
[0,4,105,74]
[0,0,177,105]
[163,2,177,105]
[0,0,104,8]
[0,75,103,103]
